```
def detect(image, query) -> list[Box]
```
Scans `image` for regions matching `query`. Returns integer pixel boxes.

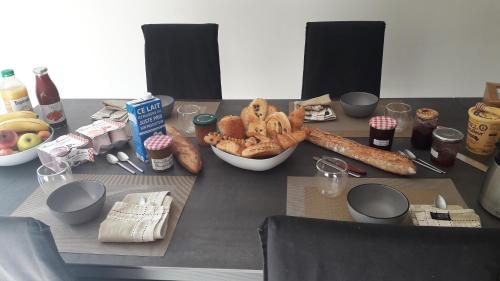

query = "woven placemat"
[166,101,219,137]
[287,177,466,222]
[288,100,412,138]
[11,174,196,257]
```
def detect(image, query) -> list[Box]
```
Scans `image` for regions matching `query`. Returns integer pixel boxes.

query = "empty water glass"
[37,160,72,194]
[315,157,348,197]
[177,104,200,134]
[385,102,412,133]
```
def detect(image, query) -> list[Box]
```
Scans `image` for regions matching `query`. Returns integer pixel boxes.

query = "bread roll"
[288,106,305,131]
[218,115,246,139]
[249,98,268,120]
[306,127,416,176]
[276,130,308,150]
[241,106,260,131]
[247,120,267,138]
[216,140,243,156]
[166,125,202,174]
[267,105,279,116]
[265,112,292,138]
[242,142,282,158]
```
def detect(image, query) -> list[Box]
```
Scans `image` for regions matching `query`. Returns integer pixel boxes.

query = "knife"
[313,156,362,178]
[456,153,488,172]
[321,155,367,175]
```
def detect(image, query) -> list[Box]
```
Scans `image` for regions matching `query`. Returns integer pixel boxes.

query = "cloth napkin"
[409,204,481,228]
[294,94,336,122]
[91,100,129,122]
[98,191,173,243]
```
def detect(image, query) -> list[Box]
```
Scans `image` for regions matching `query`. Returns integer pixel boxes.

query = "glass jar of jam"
[430,127,464,167]
[368,116,397,150]
[193,114,217,146]
[144,134,173,171]
[411,108,439,149]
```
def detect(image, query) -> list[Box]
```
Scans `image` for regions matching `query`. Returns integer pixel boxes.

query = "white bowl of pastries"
[204,98,307,171]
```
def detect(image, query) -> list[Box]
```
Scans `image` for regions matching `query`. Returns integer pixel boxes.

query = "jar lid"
[432,127,464,143]
[416,108,439,120]
[144,134,172,151]
[193,114,217,126]
[369,116,397,130]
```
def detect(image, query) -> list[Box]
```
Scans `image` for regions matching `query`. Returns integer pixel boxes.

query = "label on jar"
[373,139,390,146]
[431,147,439,158]
[151,154,173,171]
[10,95,33,112]
[40,101,66,124]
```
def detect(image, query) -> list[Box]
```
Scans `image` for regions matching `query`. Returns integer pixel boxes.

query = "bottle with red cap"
[33,67,67,129]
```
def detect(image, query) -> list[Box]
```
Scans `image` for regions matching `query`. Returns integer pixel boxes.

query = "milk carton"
[126,95,166,161]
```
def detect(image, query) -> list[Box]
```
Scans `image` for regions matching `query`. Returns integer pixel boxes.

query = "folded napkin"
[294,94,336,122]
[91,100,129,122]
[409,204,481,228]
[98,191,173,243]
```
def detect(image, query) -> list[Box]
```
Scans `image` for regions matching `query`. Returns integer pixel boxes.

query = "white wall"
[1,0,499,103]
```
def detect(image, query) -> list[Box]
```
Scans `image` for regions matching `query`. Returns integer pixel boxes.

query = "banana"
[0,111,38,123]
[0,118,49,132]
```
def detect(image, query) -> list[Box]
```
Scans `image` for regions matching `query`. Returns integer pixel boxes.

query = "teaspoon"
[106,154,136,174]
[117,151,144,173]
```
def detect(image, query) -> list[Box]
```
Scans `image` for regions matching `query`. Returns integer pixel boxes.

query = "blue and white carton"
[126,94,166,162]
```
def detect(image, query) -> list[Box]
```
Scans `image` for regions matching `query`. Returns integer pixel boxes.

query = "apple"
[0,130,18,149]
[17,133,42,151]
[0,148,14,156]
[37,130,51,141]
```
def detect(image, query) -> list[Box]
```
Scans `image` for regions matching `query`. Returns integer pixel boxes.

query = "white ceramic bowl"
[211,145,297,171]
[0,129,54,166]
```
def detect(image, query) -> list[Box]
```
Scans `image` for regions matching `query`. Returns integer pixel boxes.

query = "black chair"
[0,217,76,281]
[301,21,386,100]
[259,216,500,281]
[141,24,222,99]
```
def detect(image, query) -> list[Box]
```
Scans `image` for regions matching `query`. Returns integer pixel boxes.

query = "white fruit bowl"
[211,145,297,171]
[0,129,54,166]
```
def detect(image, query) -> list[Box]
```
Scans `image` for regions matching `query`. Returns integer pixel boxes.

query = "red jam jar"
[144,134,173,171]
[411,108,439,149]
[430,127,464,167]
[368,116,397,150]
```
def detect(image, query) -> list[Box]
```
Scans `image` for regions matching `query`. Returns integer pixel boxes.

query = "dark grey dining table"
[0,98,498,281]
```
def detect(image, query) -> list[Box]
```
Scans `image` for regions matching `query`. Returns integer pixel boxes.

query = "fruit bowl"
[0,128,54,166]
[211,145,297,171]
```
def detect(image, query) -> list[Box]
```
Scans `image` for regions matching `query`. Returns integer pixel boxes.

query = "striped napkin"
[98,191,173,242]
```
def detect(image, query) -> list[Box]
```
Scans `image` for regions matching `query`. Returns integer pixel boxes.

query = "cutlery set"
[106,151,143,174]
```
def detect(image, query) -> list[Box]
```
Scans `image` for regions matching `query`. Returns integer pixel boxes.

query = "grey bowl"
[340,92,379,118]
[155,95,175,118]
[347,183,409,224]
[47,180,106,225]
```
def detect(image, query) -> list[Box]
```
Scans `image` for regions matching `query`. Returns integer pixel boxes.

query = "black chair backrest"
[141,24,222,99]
[301,21,386,100]
[0,217,76,281]
[259,216,500,281]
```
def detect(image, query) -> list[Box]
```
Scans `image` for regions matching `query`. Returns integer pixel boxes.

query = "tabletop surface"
[0,98,499,272]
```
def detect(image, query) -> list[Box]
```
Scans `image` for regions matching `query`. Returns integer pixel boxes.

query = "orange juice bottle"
[0,69,33,112]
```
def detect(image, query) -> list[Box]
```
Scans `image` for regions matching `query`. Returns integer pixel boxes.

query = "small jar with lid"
[193,114,217,146]
[430,127,464,167]
[368,116,397,150]
[411,108,439,149]
[144,134,173,171]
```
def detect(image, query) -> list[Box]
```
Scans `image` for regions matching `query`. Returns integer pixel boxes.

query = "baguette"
[166,125,202,174]
[306,127,416,176]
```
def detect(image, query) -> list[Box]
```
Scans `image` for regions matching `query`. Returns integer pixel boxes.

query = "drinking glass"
[177,104,200,134]
[315,157,348,197]
[37,160,72,194]
[385,102,412,133]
